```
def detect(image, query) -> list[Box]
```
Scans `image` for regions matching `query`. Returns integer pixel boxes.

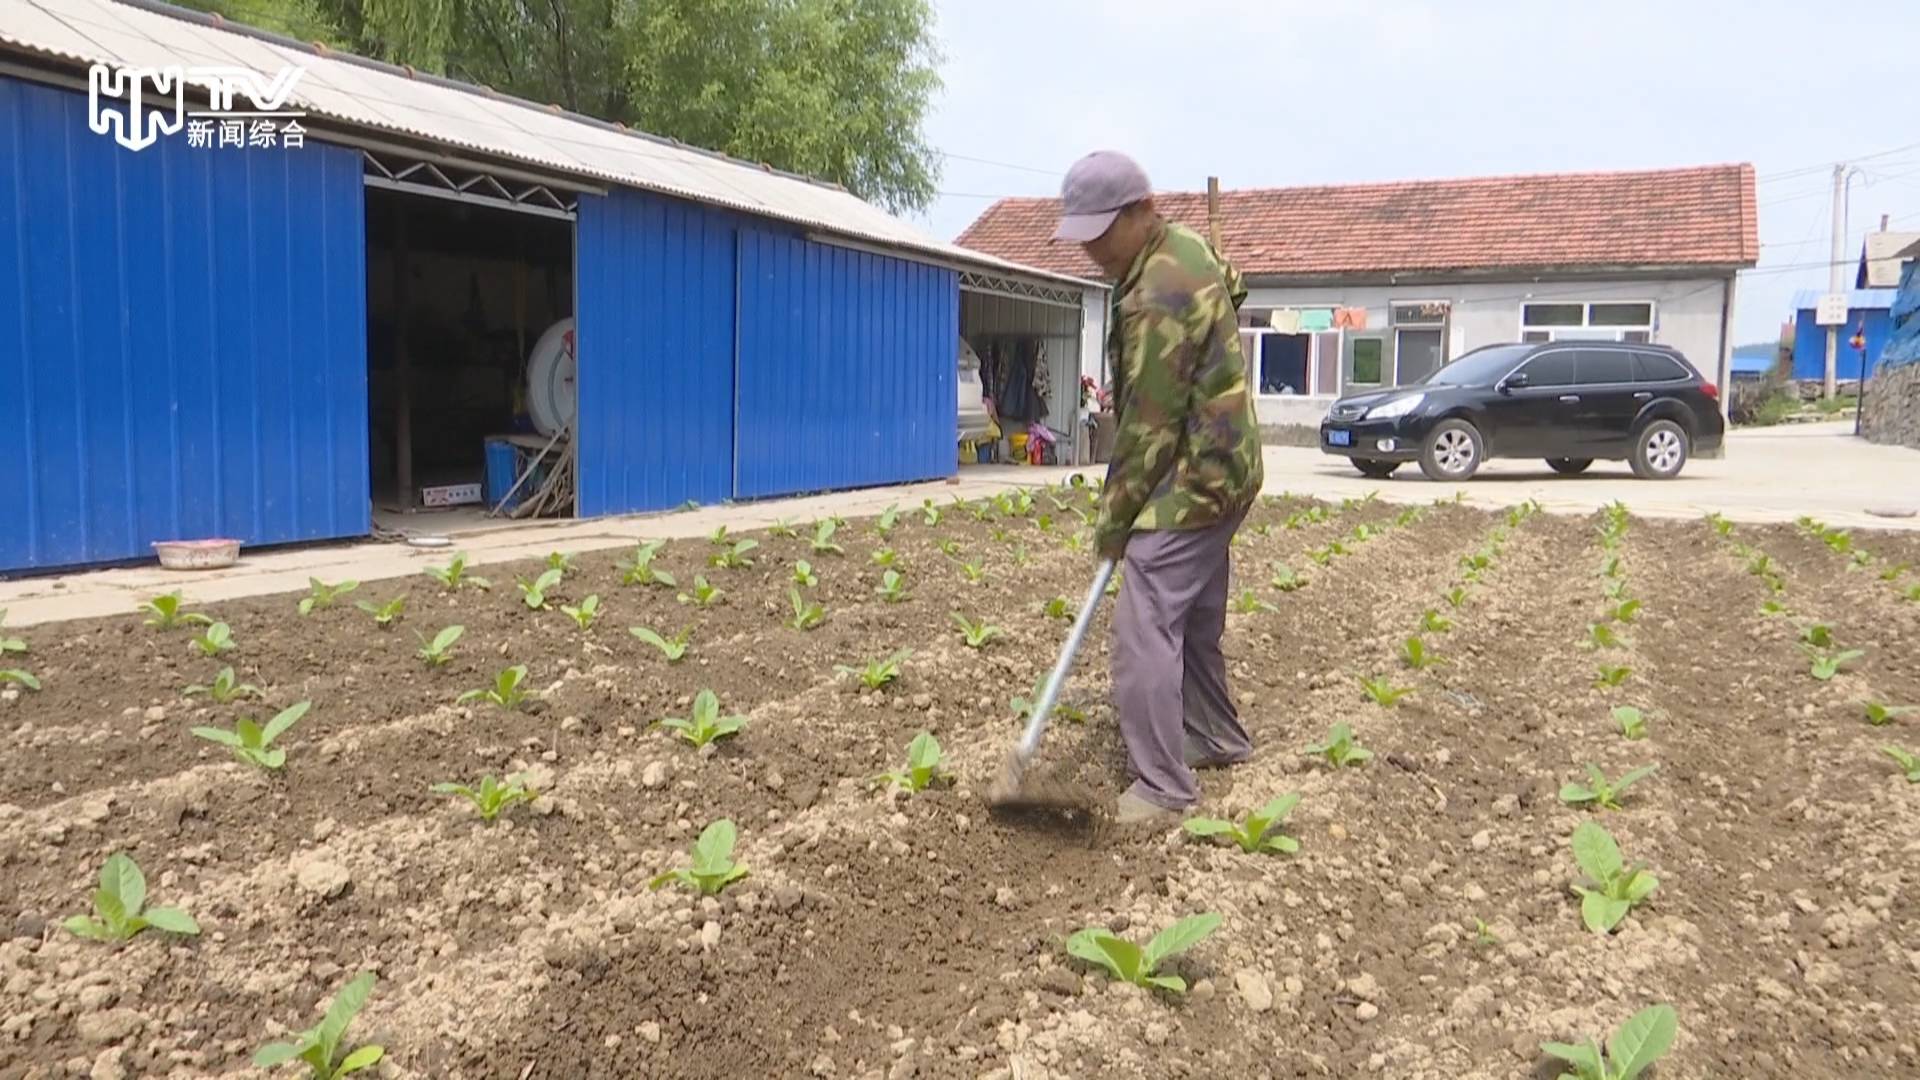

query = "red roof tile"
[955,164,1759,281]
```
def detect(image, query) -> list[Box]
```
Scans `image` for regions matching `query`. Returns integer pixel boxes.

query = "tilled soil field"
[3,488,1918,1080]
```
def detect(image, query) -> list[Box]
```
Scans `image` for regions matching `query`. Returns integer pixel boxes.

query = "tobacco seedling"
[141,590,212,629]
[1304,722,1374,767]
[1560,764,1657,811]
[1865,702,1915,727]
[1035,513,1056,533]
[838,650,912,691]
[788,588,826,630]
[62,852,199,943]
[1065,912,1222,994]
[253,971,383,1079]
[0,669,39,691]
[1473,918,1499,947]
[1359,676,1413,708]
[791,560,819,587]
[876,569,910,602]
[1880,745,1920,782]
[432,773,536,823]
[1880,561,1910,582]
[1010,675,1085,724]
[1308,544,1338,567]
[1608,597,1642,624]
[1745,552,1774,578]
[1705,511,1733,537]
[657,689,747,747]
[1183,794,1301,855]
[649,819,750,896]
[298,578,359,616]
[810,519,846,555]
[518,569,564,610]
[559,594,601,631]
[706,525,730,547]
[1540,1003,1677,1080]
[1759,598,1789,617]
[1271,564,1306,592]
[184,666,262,703]
[1807,647,1864,681]
[1066,531,1089,553]
[871,731,947,793]
[618,541,676,588]
[1905,583,1920,603]
[191,701,309,769]
[1587,622,1623,650]
[1043,596,1070,620]
[768,519,800,539]
[1569,820,1658,934]
[1444,586,1470,609]
[354,595,406,629]
[545,550,576,576]
[1397,506,1425,528]
[459,666,531,710]
[937,538,962,559]
[1420,608,1452,633]
[0,610,24,655]
[1231,589,1277,615]
[424,552,491,591]
[1594,664,1632,689]
[871,547,899,568]
[952,612,1003,649]
[922,501,942,527]
[414,625,464,667]
[1848,550,1874,573]
[1612,706,1647,740]
[1401,636,1440,671]
[709,539,759,569]
[678,575,723,607]
[190,622,235,656]
[630,626,691,662]
[1012,545,1032,568]
[1460,549,1494,574]
[875,504,902,536]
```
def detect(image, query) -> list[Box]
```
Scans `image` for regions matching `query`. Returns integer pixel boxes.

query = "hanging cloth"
[1268,308,1301,333]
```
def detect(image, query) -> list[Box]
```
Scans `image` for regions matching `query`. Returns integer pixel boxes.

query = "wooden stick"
[1206,176,1223,252]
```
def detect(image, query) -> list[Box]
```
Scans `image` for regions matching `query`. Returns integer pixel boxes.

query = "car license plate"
[1326,429,1352,447]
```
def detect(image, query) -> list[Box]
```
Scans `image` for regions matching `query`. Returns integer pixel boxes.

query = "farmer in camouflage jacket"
[1053,150,1265,824]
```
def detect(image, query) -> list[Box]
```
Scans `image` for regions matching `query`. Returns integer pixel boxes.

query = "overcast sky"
[918,0,1920,346]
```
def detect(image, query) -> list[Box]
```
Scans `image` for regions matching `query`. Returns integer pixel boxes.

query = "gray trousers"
[1111,509,1252,809]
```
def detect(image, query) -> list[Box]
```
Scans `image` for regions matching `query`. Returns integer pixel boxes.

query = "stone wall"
[1862,362,1920,450]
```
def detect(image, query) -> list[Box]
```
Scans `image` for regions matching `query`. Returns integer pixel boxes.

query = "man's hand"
[1095,524,1130,562]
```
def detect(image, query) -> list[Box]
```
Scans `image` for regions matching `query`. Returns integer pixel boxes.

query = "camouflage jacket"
[1094,221,1264,555]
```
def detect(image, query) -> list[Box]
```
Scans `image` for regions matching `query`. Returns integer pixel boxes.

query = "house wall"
[1242,276,1733,435]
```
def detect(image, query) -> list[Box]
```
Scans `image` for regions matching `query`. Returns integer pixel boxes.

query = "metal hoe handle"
[1016,558,1118,758]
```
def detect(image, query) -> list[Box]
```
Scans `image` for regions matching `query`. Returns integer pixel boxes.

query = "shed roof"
[956,164,1759,282]
[0,0,1100,289]
[1857,231,1920,288]
[1791,288,1897,311]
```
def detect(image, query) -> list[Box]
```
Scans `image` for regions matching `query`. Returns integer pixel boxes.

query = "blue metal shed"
[1790,288,1896,381]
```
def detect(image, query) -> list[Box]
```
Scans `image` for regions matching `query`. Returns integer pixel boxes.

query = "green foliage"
[0,668,39,691]
[630,626,691,662]
[1569,821,1658,934]
[545,550,576,575]
[1473,918,1499,947]
[354,594,407,628]
[1612,706,1647,740]
[871,546,899,567]
[1359,676,1413,708]
[707,525,731,546]
[875,504,901,536]
[1460,549,1494,574]
[791,560,819,587]
[1587,622,1623,651]
[517,568,564,610]
[921,500,942,527]
[1400,636,1439,671]
[190,621,235,657]
[413,625,465,667]
[1270,564,1306,592]
[1608,597,1642,624]
[1304,722,1373,767]
[952,612,1002,649]
[1865,702,1915,727]
[1598,554,1623,579]
[871,730,946,792]
[1593,665,1632,689]
[678,575,724,607]
[1848,550,1874,573]
[781,587,824,631]
[298,578,359,616]
[657,689,747,747]
[0,611,23,656]
[1905,583,1920,603]
[618,541,676,588]
[1444,586,1470,609]
[649,819,750,896]
[184,665,262,702]
[1540,1004,1678,1080]
[957,558,988,584]
[837,649,911,691]
[1230,589,1277,615]
[768,519,800,539]
[1880,561,1911,582]
[1065,913,1222,994]
[252,971,383,1079]
[1042,596,1070,620]
[1008,674,1084,724]
[709,539,760,569]
[192,701,309,769]
[1397,506,1425,528]
[1802,636,1863,680]
[1559,764,1657,811]
[876,569,910,602]
[809,519,846,555]
[559,594,602,630]
[458,666,532,710]
[61,852,199,942]
[140,590,212,629]
[937,538,962,559]
[1420,608,1452,633]
[1881,745,1920,782]
[1182,794,1301,855]
[1759,598,1790,617]
[1704,511,1733,537]
[432,773,537,823]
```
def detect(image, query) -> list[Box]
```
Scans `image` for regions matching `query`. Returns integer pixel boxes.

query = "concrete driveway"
[1261,421,1920,529]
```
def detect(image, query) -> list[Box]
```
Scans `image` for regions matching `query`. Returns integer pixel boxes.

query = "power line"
[937,151,1063,178]
[1757,141,1920,182]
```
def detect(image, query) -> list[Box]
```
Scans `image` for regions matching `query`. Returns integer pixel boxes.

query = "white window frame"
[1388,300,1451,386]
[1241,304,1341,398]
[1518,300,1656,344]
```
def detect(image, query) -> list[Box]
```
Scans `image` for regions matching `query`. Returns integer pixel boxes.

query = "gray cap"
[1052,151,1152,243]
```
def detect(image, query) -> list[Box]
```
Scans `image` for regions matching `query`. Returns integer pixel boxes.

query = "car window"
[1517,351,1575,387]
[1633,351,1690,382]
[1576,349,1637,386]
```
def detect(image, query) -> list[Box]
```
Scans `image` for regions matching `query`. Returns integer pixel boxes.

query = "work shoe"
[1184,734,1250,770]
[1115,790,1184,826]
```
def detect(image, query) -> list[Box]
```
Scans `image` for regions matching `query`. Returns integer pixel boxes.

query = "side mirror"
[1500,371,1530,393]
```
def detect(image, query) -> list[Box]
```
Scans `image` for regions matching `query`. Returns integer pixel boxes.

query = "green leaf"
[261,701,310,745]
[140,906,200,935]
[1145,974,1187,993]
[93,888,128,935]
[1581,891,1630,934]
[1065,929,1141,983]
[1141,912,1222,972]
[336,1044,385,1075]
[1540,1038,1605,1075]
[1571,821,1622,881]
[100,852,145,918]
[1607,1004,1677,1080]
[692,819,738,871]
[1559,783,1597,805]
[252,1042,304,1068]
[191,725,242,747]
[61,915,112,941]
[1261,834,1301,855]
[1182,818,1235,837]
[316,972,377,1061]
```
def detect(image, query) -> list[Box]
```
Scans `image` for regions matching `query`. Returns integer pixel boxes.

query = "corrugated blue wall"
[0,77,368,573]
[1793,306,1893,381]
[575,188,738,515]
[576,189,959,511]
[735,233,956,499]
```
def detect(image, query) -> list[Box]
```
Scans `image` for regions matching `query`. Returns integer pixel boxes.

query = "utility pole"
[1824,164,1845,400]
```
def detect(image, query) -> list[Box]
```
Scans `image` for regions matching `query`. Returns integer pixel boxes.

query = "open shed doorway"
[960,279,1088,467]
[365,187,575,532]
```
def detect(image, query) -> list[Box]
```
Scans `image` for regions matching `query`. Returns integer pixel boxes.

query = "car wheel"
[1630,420,1689,479]
[1419,420,1483,482]
[1546,457,1594,475]
[1354,460,1400,480]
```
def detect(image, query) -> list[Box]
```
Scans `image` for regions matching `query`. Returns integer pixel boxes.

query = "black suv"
[1319,342,1725,482]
